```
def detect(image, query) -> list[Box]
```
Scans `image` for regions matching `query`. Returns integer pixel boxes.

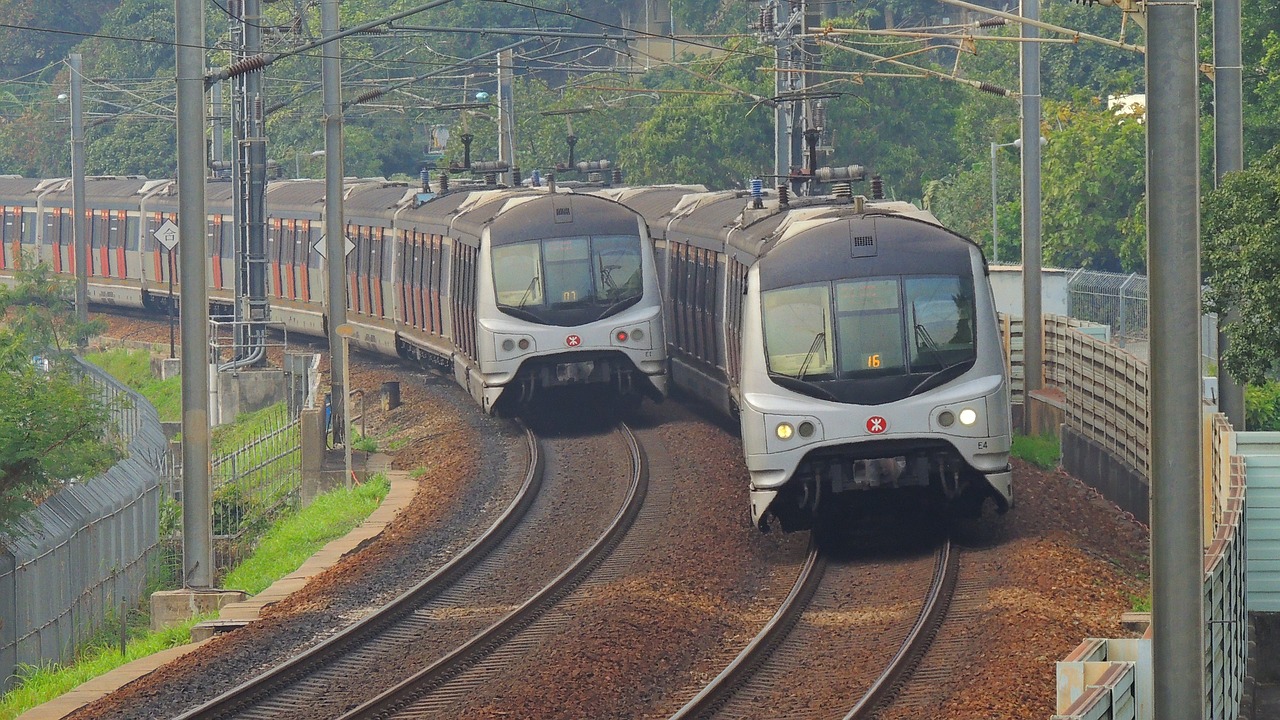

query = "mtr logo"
[865,416,888,434]
[565,334,582,347]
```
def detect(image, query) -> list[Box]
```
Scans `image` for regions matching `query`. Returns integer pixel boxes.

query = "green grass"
[222,474,389,594]
[0,616,208,720]
[1012,432,1061,470]
[0,475,391,718]
[85,348,182,422]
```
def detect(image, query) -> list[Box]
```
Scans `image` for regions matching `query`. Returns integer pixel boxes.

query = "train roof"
[660,188,953,261]
[588,185,707,223]
[0,176,50,204]
[38,176,160,208]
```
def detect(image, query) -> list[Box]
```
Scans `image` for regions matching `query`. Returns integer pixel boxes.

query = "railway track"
[338,422,648,718]
[173,421,647,720]
[672,536,958,720]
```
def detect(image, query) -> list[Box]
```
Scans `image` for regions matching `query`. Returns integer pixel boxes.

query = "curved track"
[339,422,648,719]
[672,537,957,720]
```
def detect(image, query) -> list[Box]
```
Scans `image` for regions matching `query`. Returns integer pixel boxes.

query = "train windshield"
[493,234,644,325]
[763,275,976,395]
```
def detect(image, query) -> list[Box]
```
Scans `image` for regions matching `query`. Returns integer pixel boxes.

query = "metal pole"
[1019,0,1043,416]
[990,141,999,264]
[497,49,515,183]
[773,2,789,183]
[1214,0,1245,429]
[168,250,175,359]
[344,335,352,488]
[323,0,348,448]
[69,54,88,331]
[176,0,213,589]
[1147,0,1205,713]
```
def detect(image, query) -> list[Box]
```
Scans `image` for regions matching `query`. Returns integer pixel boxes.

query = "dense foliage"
[0,261,119,537]
[0,0,1276,303]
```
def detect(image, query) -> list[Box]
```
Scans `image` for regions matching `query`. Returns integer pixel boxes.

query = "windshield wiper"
[908,359,972,396]
[797,331,827,381]
[912,302,945,370]
[517,276,540,309]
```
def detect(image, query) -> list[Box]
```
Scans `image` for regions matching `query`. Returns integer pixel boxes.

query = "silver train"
[0,175,686,414]
[621,180,1014,531]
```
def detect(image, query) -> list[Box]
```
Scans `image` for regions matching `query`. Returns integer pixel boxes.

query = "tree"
[0,260,121,537]
[1202,145,1280,385]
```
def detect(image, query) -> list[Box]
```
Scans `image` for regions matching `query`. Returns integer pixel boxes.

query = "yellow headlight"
[776,422,794,440]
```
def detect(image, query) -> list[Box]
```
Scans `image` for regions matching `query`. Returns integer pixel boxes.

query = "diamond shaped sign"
[153,220,179,250]
[314,235,356,259]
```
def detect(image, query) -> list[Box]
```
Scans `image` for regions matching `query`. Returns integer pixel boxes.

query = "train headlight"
[798,421,815,438]
[518,338,530,350]
[775,422,795,440]
[502,339,515,352]
[632,328,644,341]
[958,408,978,426]
[938,410,955,428]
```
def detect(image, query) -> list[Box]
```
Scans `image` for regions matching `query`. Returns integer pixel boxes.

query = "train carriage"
[650,182,1014,531]
[0,177,46,280]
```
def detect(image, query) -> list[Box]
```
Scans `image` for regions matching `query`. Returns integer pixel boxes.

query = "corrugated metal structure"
[0,358,165,692]
[1242,432,1280,611]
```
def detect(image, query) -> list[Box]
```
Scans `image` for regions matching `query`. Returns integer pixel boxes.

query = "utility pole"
[323,0,349,450]
[1214,0,1245,429]
[497,49,516,183]
[175,0,213,589]
[1147,0,1205,714]
[229,0,269,368]
[69,54,88,332]
[765,0,812,193]
[1019,0,1043,417]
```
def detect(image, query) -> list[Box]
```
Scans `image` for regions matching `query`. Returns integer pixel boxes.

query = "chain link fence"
[1066,268,1218,366]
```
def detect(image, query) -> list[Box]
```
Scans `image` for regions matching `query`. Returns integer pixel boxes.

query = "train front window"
[762,284,835,379]
[493,234,645,323]
[764,275,977,390]
[493,242,543,307]
[835,278,905,377]
[904,276,976,373]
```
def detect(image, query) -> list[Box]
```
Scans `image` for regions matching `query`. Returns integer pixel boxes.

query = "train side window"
[21,209,35,245]
[125,215,139,252]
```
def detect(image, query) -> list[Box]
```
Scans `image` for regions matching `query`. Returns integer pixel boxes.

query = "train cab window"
[903,276,976,372]
[543,236,591,305]
[835,278,905,377]
[762,284,835,379]
[592,235,643,302]
[493,242,543,307]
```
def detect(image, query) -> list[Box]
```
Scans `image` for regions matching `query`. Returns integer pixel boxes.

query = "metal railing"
[161,403,302,584]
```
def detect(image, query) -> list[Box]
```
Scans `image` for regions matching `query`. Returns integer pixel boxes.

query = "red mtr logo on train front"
[866,416,888,434]
[565,334,582,347]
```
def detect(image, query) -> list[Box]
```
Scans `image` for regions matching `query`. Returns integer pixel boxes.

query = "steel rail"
[843,538,958,719]
[174,425,543,720]
[669,538,824,719]
[340,422,649,719]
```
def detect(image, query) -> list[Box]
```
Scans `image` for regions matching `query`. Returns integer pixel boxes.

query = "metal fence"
[0,357,166,692]
[161,403,302,584]
[1065,269,1219,366]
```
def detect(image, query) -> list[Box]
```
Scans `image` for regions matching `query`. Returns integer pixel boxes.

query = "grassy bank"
[0,475,389,719]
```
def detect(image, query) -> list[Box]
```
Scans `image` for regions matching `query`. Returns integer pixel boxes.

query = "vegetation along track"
[174,421,646,719]
[674,534,958,720]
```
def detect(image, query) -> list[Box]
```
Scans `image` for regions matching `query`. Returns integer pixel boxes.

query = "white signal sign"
[314,235,356,260]
[154,220,179,250]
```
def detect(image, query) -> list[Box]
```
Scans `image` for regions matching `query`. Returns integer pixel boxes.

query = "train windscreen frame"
[492,233,644,326]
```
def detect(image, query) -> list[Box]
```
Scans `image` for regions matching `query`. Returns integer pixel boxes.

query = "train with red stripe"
[0,174,693,413]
